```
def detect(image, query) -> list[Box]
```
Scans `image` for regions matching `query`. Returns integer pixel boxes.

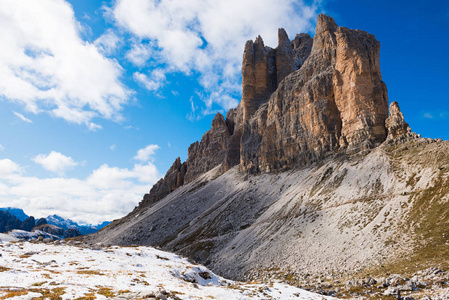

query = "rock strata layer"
[137,14,414,208]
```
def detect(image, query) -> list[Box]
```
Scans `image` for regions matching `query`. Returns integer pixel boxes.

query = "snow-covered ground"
[0,240,333,299]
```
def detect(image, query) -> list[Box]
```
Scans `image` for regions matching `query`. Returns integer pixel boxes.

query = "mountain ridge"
[85,14,449,298]
[137,14,402,210]
[0,208,110,237]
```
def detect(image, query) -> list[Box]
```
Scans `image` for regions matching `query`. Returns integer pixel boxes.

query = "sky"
[0,0,448,225]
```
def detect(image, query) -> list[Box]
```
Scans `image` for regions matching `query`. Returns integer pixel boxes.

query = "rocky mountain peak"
[315,13,338,35]
[276,28,294,85]
[254,35,264,46]
[211,113,226,130]
[136,14,416,209]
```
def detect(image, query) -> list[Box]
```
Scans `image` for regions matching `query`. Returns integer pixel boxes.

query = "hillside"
[86,14,449,298]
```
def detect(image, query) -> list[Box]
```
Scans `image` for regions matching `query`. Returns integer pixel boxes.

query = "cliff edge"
[138,14,403,208]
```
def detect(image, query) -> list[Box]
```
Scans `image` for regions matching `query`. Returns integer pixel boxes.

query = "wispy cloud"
[186,96,198,121]
[133,144,160,162]
[0,144,4,151]
[13,111,32,123]
[126,43,153,67]
[423,111,449,120]
[94,29,122,56]
[133,69,167,91]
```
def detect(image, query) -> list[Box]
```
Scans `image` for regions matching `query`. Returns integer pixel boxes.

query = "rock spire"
[138,14,414,207]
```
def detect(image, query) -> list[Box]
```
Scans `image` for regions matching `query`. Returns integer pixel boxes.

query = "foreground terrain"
[0,239,331,299]
[86,138,449,299]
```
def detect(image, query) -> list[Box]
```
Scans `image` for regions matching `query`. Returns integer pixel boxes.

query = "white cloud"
[0,144,4,151]
[33,151,79,174]
[110,144,116,151]
[112,0,319,113]
[0,0,131,129]
[0,159,20,177]
[0,156,161,225]
[126,43,152,67]
[186,96,198,121]
[133,144,160,162]
[13,111,32,123]
[133,69,166,91]
[94,29,122,55]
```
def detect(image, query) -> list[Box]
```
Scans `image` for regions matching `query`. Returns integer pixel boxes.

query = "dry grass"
[31,282,47,287]
[0,290,28,299]
[76,270,103,276]
[97,287,115,297]
[74,293,96,300]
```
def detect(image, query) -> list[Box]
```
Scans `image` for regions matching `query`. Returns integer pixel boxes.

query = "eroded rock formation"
[137,14,414,208]
[141,157,187,207]
[385,101,413,140]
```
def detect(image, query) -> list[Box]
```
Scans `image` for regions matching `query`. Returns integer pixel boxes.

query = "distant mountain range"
[0,207,110,236]
[0,207,29,221]
[45,214,110,235]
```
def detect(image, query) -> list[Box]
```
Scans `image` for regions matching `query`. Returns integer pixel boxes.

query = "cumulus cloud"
[33,151,79,174]
[0,153,161,225]
[133,144,160,162]
[0,0,130,129]
[0,159,20,177]
[112,0,320,112]
[13,111,32,123]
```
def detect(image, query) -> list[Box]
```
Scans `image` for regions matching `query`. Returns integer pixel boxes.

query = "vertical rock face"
[276,28,294,85]
[241,37,271,122]
[241,14,339,172]
[333,27,389,149]
[138,14,400,208]
[240,14,390,173]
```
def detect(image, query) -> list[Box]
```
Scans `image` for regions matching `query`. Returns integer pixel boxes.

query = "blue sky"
[0,0,448,224]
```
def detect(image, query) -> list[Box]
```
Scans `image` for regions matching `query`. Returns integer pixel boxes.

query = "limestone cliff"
[137,14,412,211]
